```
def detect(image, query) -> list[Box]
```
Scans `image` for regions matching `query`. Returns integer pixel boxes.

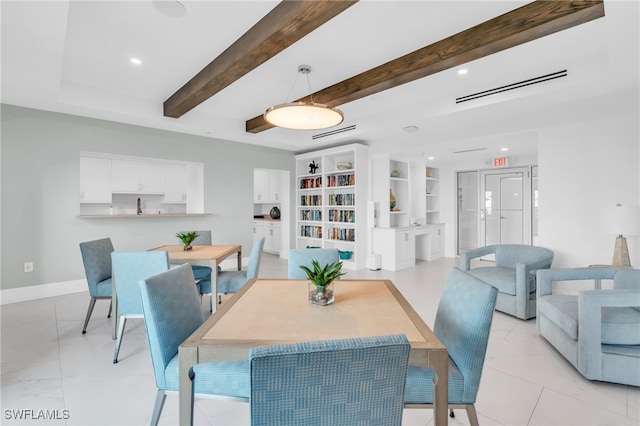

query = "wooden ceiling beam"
[246,0,604,133]
[163,1,358,119]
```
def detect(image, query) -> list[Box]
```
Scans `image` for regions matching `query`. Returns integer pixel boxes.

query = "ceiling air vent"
[312,124,356,140]
[455,70,568,104]
[453,148,487,154]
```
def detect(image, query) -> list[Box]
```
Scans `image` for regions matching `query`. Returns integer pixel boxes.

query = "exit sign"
[493,156,509,167]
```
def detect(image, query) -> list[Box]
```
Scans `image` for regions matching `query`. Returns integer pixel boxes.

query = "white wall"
[538,112,639,267]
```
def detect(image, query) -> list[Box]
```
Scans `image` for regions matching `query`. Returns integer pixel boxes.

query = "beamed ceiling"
[1,1,638,163]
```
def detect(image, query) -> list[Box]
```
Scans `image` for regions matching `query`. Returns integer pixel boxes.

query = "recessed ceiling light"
[130,57,142,65]
[501,147,509,151]
[152,0,187,18]
[457,68,468,75]
[428,156,435,160]
[403,125,419,133]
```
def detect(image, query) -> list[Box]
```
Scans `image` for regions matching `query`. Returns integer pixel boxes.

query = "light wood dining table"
[178,278,448,425]
[148,244,242,314]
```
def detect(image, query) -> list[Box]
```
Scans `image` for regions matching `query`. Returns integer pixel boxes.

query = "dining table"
[148,244,242,314]
[177,278,449,425]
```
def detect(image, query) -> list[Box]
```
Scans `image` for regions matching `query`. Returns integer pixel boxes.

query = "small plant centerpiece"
[176,231,199,251]
[300,260,345,306]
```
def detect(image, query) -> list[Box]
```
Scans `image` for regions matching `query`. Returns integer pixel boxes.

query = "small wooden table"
[178,278,448,425]
[149,244,242,313]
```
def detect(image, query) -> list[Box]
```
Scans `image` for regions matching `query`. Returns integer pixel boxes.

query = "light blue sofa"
[460,244,554,320]
[537,267,640,386]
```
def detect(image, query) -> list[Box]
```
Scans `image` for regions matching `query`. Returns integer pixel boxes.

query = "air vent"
[453,148,487,154]
[312,124,356,140]
[455,70,568,104]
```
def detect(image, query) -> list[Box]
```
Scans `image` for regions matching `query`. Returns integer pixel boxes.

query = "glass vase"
[309,281,335,306]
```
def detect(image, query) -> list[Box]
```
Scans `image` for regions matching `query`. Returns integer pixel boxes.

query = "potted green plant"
[299,260,345,305]
[176,231,199,251]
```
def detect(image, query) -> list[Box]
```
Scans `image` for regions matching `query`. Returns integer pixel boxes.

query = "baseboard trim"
[1,279,87,305]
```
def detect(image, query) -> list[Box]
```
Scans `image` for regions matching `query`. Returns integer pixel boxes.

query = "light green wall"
[0,104,294,290]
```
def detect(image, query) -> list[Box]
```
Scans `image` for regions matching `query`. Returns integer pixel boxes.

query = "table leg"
[179,345,197,426]
[431,351,449,426]
[211,260,218,314]
[237,249,242,271]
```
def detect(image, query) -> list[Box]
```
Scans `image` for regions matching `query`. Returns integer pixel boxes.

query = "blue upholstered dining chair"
[249,334,410,426]
[111,251,170,364]
[537,267,640,386]
[206,237,265,307]
[139,264,249,426]
[460,244,554,320]
[79,238,114,335]
[404,267,498,426]
[287,248,339,279]
[175,230,214,289]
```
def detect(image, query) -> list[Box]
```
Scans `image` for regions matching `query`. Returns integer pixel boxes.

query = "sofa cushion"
[539,295,640,345]
[468,267,535,296]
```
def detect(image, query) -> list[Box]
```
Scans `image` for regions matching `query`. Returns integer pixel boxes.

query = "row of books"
[327,209,355,223]
[327,193,355,206]
[300,210,322,221]
[327,227,356,241]
[300,226,322,239]
[299,177,322,189]
[300,195,322,206]
[326,174,355,187]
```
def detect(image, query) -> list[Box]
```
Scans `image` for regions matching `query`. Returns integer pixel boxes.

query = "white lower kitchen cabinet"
[253,220,281,255]
[373,224,445,271]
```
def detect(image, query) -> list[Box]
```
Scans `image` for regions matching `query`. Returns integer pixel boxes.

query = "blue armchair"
[79,238,114,335]
[139,264,249,426]
[288,248,339,279]
[404,267,498,425]
[249,334,410,426]
[537,267,640,386]
[460,244,554,319]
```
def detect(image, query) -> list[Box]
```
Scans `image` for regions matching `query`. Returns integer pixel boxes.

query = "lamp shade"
[264,101,344,130]
[605,204,639,236]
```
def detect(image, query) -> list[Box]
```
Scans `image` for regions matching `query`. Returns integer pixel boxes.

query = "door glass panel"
[456,171,479,254]
[482,171,524,246]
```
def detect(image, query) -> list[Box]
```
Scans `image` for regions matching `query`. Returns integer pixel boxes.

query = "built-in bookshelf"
[294,143,368,270]
[425,166,440,224]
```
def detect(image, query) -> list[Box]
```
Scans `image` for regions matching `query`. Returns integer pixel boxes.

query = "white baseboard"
[1,279,87,305]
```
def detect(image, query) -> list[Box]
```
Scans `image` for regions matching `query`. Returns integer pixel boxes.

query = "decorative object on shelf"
[390,169,400,178]
[309,160,319,174]
[336,161,352,170]
[338,250,352,260]
[300,260,345,306]
[606,203,638,267]
[390,189,398,211]
[269,206,281,219]
[176,231,199,251]
[264,65,344,130]
[426,170,433,178]
[137,197,142,215]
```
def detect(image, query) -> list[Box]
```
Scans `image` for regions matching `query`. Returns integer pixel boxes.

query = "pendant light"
[264,65,344,130]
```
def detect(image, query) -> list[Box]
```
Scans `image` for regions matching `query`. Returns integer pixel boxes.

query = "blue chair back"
[288,248,339,279]
[247,238,266,280]
[613,268,640,290]
[139,264,204,390]
[79,238,114,297]
[249,334,410,426]
[493,244,554,269]
[434,268,498,403]
[111,251,170,315]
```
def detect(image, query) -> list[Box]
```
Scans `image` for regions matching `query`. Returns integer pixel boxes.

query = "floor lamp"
[607,203,638,267]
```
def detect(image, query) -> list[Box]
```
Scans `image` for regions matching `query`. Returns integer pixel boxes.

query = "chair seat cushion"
[217,271,249,294]
[468,267,535,296]
[404,358,466,404]
[539,295,640,345]
[163,355,250,398]
[95,277,112,298]
[191,265,212,281]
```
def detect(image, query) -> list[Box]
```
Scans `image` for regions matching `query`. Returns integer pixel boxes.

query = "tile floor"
[1,255,638,425]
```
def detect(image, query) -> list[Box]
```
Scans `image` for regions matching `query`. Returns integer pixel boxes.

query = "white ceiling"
[2,1,638,166]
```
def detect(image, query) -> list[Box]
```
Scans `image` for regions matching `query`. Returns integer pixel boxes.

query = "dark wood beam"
[163,1,358,118]
[246,0,604,133]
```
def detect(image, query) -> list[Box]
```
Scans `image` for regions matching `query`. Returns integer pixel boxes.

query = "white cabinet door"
[139,162,165,193]
[80,157,112,203]
[254,169,268,203]
[253,221,266,246]
[164,165,187,203]
[430,225,444,259]
[395,230,416,270]
[269,171,280,202]
[264,222,280,254]
[111,160,140,193]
